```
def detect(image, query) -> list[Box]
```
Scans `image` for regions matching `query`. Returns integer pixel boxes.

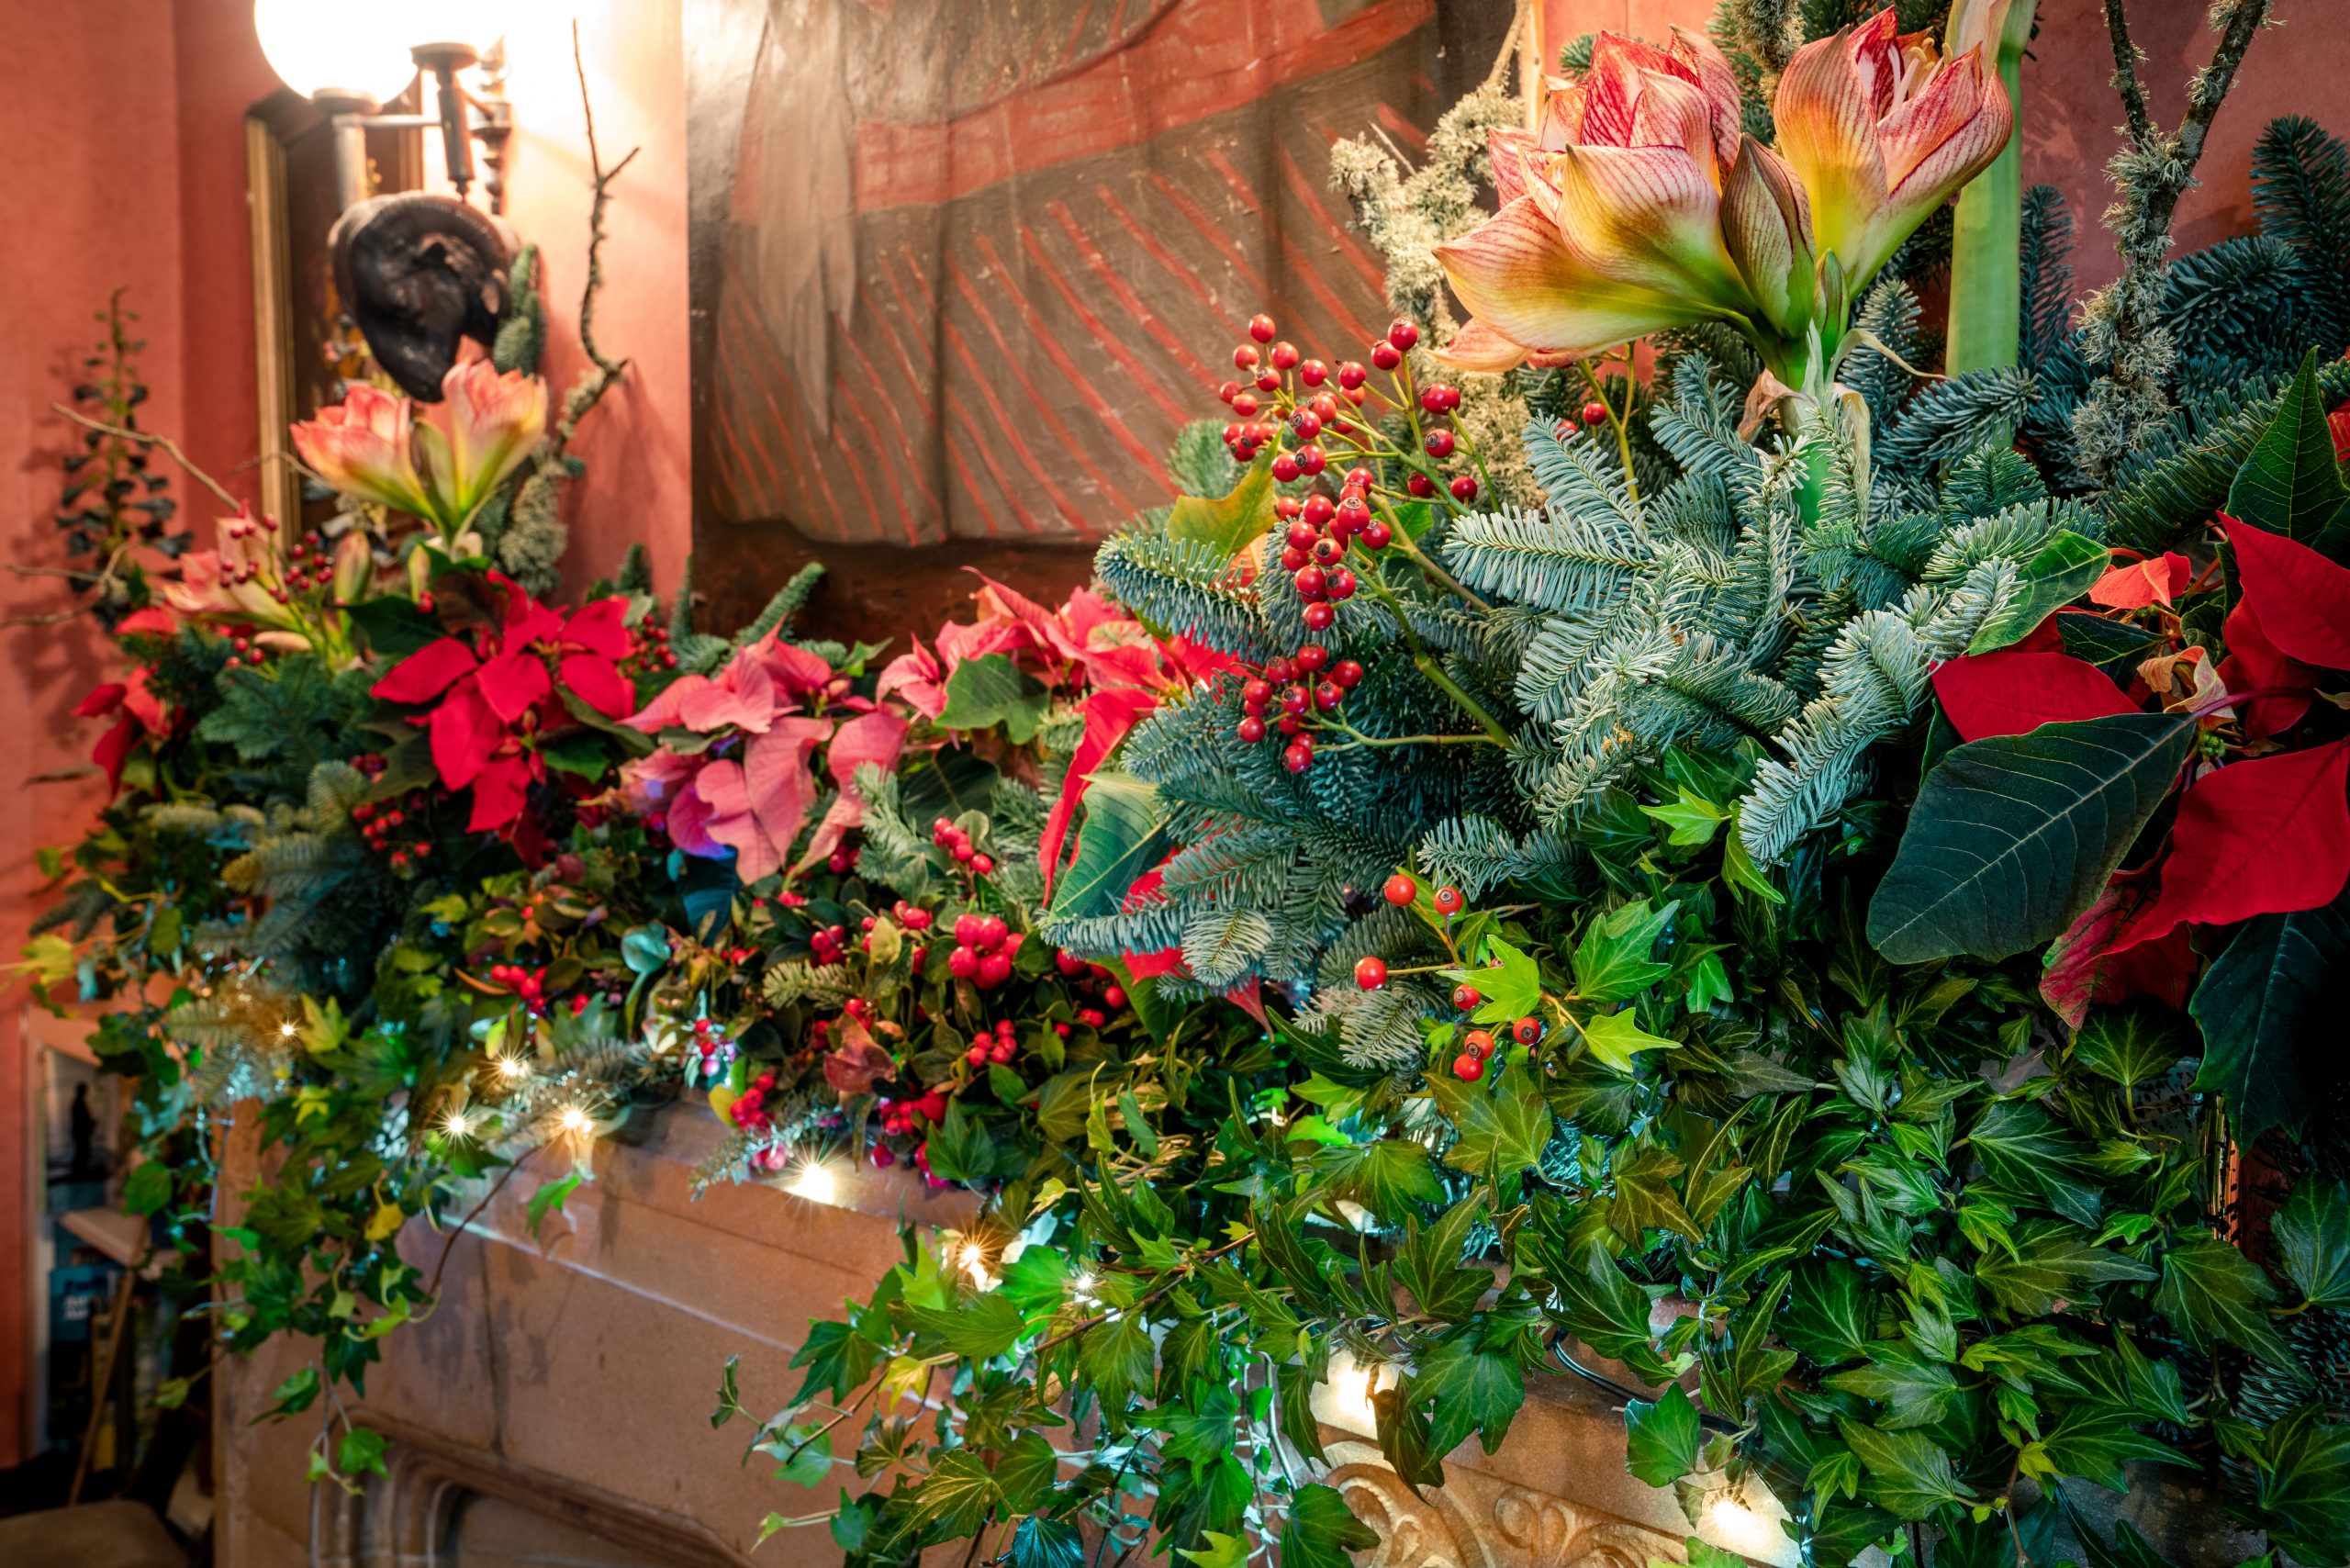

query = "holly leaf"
[1869,712,2198,962]
[1965,531,2113,655]
[2191,884,2350,1139]
[1579,1006,1681,1073]
[1166,449,1277,556]
[939,654,1051,743]
[1408,1332,1525,1457]
[2153,1233,2302,1376]
[2276,1177,2350,1310]
[1623,1383,1701,1486]
[1571,900,1678,1002]
[1837,1418,1975,1520]
[2227,350,2350,560]
[1280,1483,1378,1568]
[2255,1403,2350,1565]
[1440,935,1544,1025]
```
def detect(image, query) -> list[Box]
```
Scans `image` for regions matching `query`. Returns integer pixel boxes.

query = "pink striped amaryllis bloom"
[619,635,907,886]
[293,357,547,541]
[371,579,637,834]
[161,506,363,650]
[1435,10,2009,386]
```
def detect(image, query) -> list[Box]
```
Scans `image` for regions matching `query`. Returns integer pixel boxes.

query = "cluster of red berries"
[890,901,935,932]
[620,622,679,678]
[1219,314,1374,466]
[827,843,861,876]
[1051,949,1126,1025]
[729,1068,781,1131]
[352,789,432,868]
[876,1085,951,1142]
[1281,464,1381,631]
[809,923,852,964]
[942,913,1020,988]
[964,1018,1021,1068]
[688,1016,736,1081]
[1234,643,1366,774]
[485,961,551,1014]
[1552,399,1612,443]
[931,817,997,877]
[224,632,272,666]
[1379,872,1465,915]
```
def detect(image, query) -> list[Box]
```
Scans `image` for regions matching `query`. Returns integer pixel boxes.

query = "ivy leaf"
[1314,1137,1444,1223]
[1610,1142,1702,1241]
[525,1170,582,1239]
[909,1292,1028,1361]
[1782,1260,1873,1366]
[1968,1100,2102,1226]
[1395,1201,1490,1322]
[1440,935,1545,1025]
[2189,884,2350,1140]
[1641,790,1728,846]
[1623,1383,1701,1485]
[1837,1417,1975,1520]
[1824,1344,1964,1431]
[2254,1404,2350,1565]
[2026,1404,2186,1493]
[336,1426,388,1480]
[1550,1241,1675,1384]
[1571,900,1678,1002]
[910,1450,1000,1537]
[1166,449,1277,556]
[1077,1312,1157,1412]
[1964,531,2113,655]
[994,1432,1062,1513]
[1869,712,2197,962]
[2154,1233,2303,1375]
[2073,1008,2189,1092]
[1438,1073,1552,1185]
[1176,1532,1249,1568]
[1579,1006,1681,1073]
[123,1159,173,1217]
[2227,350,2350,559]
[938,654,1051,743]
[1976,1218,2155,1319]
[1279,1483,1378,1568]
[1409,1333,1525,1457]
[1722,812,1786,905]
[2275,1176,2350,1310]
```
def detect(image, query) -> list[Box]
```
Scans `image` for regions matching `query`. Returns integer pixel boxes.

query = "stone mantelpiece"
[213,1108,1751,1568]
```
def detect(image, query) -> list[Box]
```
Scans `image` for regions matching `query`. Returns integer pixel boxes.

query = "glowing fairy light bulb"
[789,1161,839,1205]
[279,1020,299,1039]
[441,1107,473,1140]
[496,1054,528,1082]
[1698,1478,1796,1565]
[557,1105,592,1136]
[1321,1352,1391,1432]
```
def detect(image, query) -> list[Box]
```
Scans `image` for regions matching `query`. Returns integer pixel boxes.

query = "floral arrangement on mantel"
[17,0,2350,1565]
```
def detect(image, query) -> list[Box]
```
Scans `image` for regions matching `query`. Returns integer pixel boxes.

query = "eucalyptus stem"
[1579,361,1640,508]
[1947,39,2027,372]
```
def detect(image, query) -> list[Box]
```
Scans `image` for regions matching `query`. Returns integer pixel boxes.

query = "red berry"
[1453,983,1482,1012]
[1299,359,1327,386]
[1452,1053,1484,1081]
[947,946,979,980]
[1295,644,1329,672]
[1582,399,1608,426]
[1311,536,1342,566]
[977,952,1012,988]
[1424,429,1455,458]
[1382,872,1418,906]
[970,853,995,875]
[1354,955,1389,990]
[1407,473,1437,498]
[1314,680,1342,711]
[1337,361,1368,390]
[1235,344,1260,369]
[1281,684,1311,716]
[1280,545,1310,572]
[1331,659,1364,689]
[1303,602,1336,630]
[1231,391,1259,418]
[1449,476,1480,503]
[1256,371,1281,394]
[1270,341,1300,370]
[1371,342,1402,371]
[1293,566,1326,599]
[1218,380,1240,405]
[1103,984,1127,1009]
[1249,313,1277,343]
[1276,713,1304,734]
[1291,409,1323,441]
[1276,496,1304,521]
[1271,454,1301,484]
[978,915,1009,948]
[1433,885,1464,916]
[1295,445,1327,476]
[1554,416,1581,437]
[967,1043,990,1066]
[1283,740,1315,773]
[1326,569,1357,601]
[1513,1015,1543,1046]
[1360,520,1392,550]
[1266,657,1295,684]
[1464,1028,1494,1059]
[1345,466,1374,488]
[1388,319,1420,351]
[1243,678,1274,707]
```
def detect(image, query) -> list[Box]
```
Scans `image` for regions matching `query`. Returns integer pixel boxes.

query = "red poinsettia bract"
[1930,516,2350,1024]
[372,581,635,833]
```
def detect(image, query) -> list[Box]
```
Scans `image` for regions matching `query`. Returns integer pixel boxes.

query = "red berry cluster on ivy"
[943,913,1018,989]
[350,756,433,870]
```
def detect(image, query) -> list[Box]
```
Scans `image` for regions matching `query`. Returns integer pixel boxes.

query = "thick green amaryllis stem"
[1945,0,2039,374]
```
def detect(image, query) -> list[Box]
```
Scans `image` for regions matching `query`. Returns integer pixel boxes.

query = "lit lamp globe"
[251,1,416,106]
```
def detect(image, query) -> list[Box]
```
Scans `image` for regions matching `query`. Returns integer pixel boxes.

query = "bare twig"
[50,404,243,512]
[417,1145,536,1311]
[551,19,638,455]
[2100,0,2154,145]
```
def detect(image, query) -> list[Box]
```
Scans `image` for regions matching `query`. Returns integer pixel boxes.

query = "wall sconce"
[252,1,516,214]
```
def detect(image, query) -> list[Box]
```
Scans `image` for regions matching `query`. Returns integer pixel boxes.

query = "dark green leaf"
[2154,1233,2301,1375]
[2058,613,2172,682]
[1869,712,2196,962]
[2073,1008,2189,1092]
[1409,1333,1525,1457]
[2227,350,2350,558]
[1077,1311,1157,1412]
[2190,886,2350,1140]
[938,654,1051,742]
[2031,1404,2186,1493]
[1623,1383,1701,1485]
[1610,1142,1702,1241]
[1824,1344,1964,1431]
[1043,772,1167,924]
[1396,1202,1491,1322]
[1781,1260,1873,1366]
[2255,1403,2350,1564]
[1315,1137,1444,1223]
[1280,1483,1378,1568]
[1975,1218,2155,1319]
[908,1292,1027,1360]
[1436,1072,1552,1186]
[346,595,443,662]
[1837,1417,1974,1520]
[2276,1176,2350,1310]
[1968,1100,2102,1226]
[123,1159,172,1216]
[1965,531,2113,654]
[909,1450,1000,1537]
[994,1431,1062,1512]
[1012,1516,1084,1568]
[1572,900,1678,1002]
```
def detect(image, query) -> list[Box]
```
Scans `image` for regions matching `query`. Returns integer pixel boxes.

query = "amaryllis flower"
[76,667,169,794]
[1436,11,2009,387]
[372,582,635,833]
[162,507,317,646]
[292,356,546,540]
[1774,9,2011,295]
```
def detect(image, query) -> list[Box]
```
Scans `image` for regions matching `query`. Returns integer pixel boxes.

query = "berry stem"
[1321,722,1503,750]
[1578,359,1641,509]
[1369,501,1488,610]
